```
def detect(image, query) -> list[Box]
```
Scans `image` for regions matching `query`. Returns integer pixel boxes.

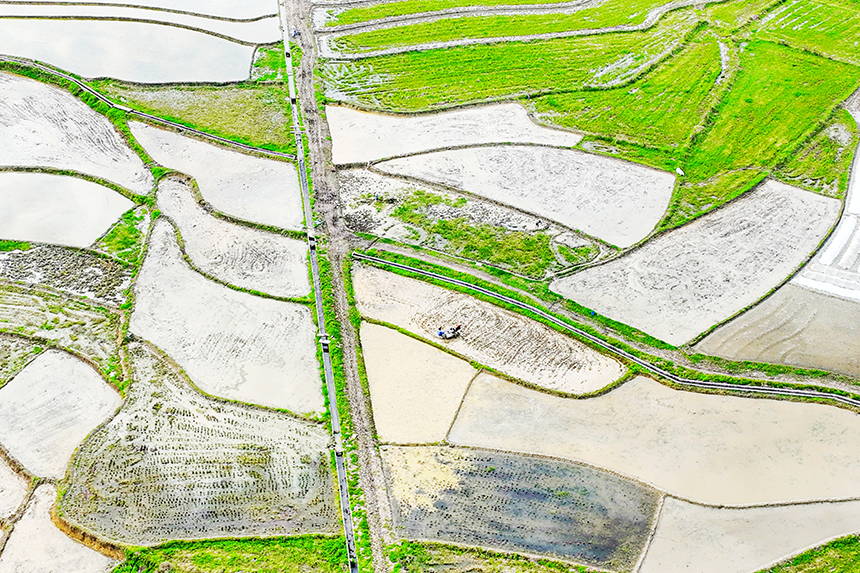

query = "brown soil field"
[0,71,152,195]
[640,497,860,573]
[696,283,860,377]
[159,177,310,298]
[381,445,658,571]
[0,456,27,521]
[327,103,582,165]
[360,322,476,444]
[0,483,118,573]
[551,180,840,345]
[448,373,860,505]
[61,342,338,546]
[0,350,121,479]
[130,220,323,415]
[0,335,39,389]
[375,145,674,248]
[353,264,625,394]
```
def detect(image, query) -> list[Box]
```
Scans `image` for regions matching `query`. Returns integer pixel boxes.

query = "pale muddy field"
[381,445,658,571]
[0,71,152,194]
[327,103,583,165]
[640,497,860,573]
[158,177,310,298]
[0,484,118,573]
[449,373,860,505]
[0,336,39,388]
[697,284,860,377]
[375,145,674,248]
[0,350,120,479]
[61,342,338,545]
[552,180,840,345]
[0,5,281,45]
[353,264,625,394]
[130,220,323,415]
[360,322,476,444]
[21,0,279,19]
[0,19,253,83]
[131,122,304,230]
[0,173,133,248]
[0,457,27,520]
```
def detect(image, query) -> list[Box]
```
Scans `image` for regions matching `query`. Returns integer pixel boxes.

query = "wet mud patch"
[382,445,658,571]
[0,335,40,389]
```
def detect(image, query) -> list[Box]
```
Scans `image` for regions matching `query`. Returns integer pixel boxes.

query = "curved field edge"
[756,534,860,573]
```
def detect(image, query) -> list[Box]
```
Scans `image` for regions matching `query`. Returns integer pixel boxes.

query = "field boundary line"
[0,1,278,23]
[445,368,483,442]
[352,252,860,409]
[633,493,665,573]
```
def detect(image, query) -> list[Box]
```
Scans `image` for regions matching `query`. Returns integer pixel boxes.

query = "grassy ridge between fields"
[757,535,860,573]
[331,0,593,26]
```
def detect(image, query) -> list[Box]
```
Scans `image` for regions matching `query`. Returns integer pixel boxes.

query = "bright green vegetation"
[333,0,670,53]
[112,537,346,573]
[755,0,860,64]
[775,108,859,198]
[532,34,721,148]
[757,535,860,573]
[331,0,586,26]
[559,244,599,265]
[96,209,146,265]
[321,10,699,110]
[252,42,287,81]
[91,82,295,154]
[388,541,591,573]
[0,240,31,252]
[703,0,777,31]
[576,136,678,170]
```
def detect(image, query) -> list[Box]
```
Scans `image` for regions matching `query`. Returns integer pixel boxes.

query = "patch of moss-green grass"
[703,0,779,32]
[321,10,700,111]
[559,244,598,265]
[754,0,860,65]
[333,0,671,53]
[331,0,591,26]
[757,535,860,573]
[95,208,146,266]
[531,33,721,149]
[90,81,296,154]
[775,108,859,198]
[661,168,766,228]
[575,136,679,171]
[388,541,593,573]
[0,240,31,252]
[252,42,287,81]
[112,536,347,573]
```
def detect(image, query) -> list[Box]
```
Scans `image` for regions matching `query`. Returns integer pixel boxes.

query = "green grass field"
[703,0,779,31]
[757,535,860,573]
[755,0,860,64]
[96,208,146,266]
[321,10,699,110]
[330,0,588,26]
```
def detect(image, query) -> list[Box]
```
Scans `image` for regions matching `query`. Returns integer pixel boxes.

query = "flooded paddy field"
[0,350,120,479]
[130,220,323,415]
[0,457,27,521]
[327,103,582,165]
[131,122,304,230]
[0,71,152,194]
[382,445,659,572]
[21,0,279,20]
[551,180,840,345]
[360,322,476,444]
[448,373,860,505]
[61,342,338,546]
[353,264,625,395]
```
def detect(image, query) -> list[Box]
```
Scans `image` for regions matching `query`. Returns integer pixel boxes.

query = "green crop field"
[757,535,860,573]
[704,0,779,31]
[330,0,589,26]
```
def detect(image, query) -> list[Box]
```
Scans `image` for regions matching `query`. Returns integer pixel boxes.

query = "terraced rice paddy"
[158,177,310,298]
[353,264,626,394]
[375,145,674,247]
[0,173,133,249]
[551,180,840,345]
[131,122,304,230]
[448,373,860,505]
[326,103,582,165]
[640,497,860,573]
[0,457,27,520]
[61,342,337,546]
[360,322,476,444]
[381,446,659,570]
[130,220,322,415]
[0,350,120,478]
[0,71,152,195]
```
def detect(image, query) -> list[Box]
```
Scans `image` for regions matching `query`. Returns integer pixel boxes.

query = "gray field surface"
[0,335,39,389]
[382,445,659,571]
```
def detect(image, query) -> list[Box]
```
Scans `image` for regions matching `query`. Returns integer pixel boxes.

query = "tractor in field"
[437,324,462,340]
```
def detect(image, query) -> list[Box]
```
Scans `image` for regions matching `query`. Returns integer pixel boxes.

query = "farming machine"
[437,324,462,339]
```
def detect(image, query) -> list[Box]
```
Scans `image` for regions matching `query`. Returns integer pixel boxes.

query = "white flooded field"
[15,0,279,20]
[0,173,133,248]
[0,350,120,479]
[640,497,860,573]
[353,265,625,395]
[360,322,476,444]
[131,122,304,230]
[0,457,27,520]
[551,180,840,345]
[448,373,860,505]
[376,145,674,248]
[327,103,583,165]
[0,19,253,83]
[0,72,152,194]
[158,177,310,298]
[130,220,323,415]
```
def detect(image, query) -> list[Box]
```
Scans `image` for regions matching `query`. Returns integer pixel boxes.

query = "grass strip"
[757,535,860,572]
